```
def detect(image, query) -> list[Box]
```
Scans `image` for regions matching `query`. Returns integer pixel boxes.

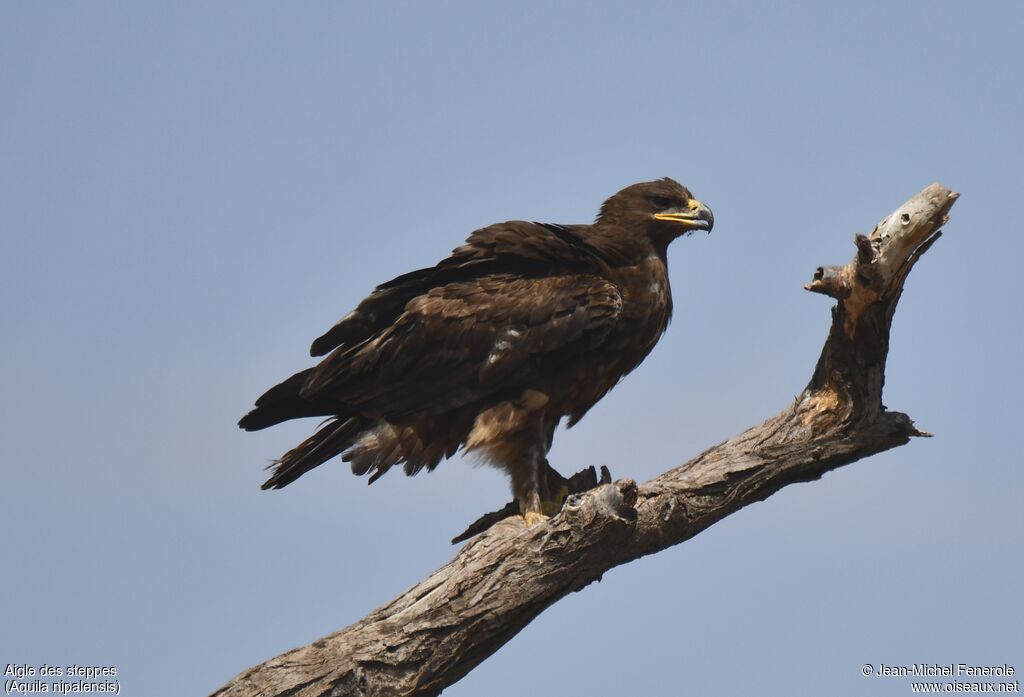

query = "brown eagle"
[240,178,712,526]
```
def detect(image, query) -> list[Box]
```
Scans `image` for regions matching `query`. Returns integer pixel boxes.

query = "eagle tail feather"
[260,416,370,489]
[239,368,332,431]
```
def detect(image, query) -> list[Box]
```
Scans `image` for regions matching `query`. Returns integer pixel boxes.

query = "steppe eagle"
[240,178,713,526]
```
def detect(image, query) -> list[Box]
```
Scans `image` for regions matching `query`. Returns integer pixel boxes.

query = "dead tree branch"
[214,183,958,697]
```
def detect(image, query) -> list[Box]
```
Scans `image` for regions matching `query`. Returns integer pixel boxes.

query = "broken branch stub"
[804,183,957,419]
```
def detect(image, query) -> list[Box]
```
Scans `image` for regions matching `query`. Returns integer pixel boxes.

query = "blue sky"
[2,2,1021,695]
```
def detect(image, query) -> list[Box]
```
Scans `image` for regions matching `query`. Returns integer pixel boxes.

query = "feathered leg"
[465,390,565,525]
[511,444,547,525]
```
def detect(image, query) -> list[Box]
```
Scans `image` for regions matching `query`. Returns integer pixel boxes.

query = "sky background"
[2,2,1021,695]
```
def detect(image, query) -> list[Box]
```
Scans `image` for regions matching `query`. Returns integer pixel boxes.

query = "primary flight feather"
[240,178,713,525]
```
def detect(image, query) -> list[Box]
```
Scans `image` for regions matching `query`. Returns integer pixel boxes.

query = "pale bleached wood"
[213,184,958,697]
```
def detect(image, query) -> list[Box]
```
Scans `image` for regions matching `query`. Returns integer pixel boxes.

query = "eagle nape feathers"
[240,178,713,531]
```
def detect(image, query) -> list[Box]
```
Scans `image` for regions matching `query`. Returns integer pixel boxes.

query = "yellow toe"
[523,511,549,526]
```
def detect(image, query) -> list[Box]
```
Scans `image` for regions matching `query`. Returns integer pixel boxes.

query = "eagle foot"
[523,511,549,526]
[451,464,612,544]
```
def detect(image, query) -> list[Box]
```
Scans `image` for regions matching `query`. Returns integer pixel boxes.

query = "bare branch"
[213,183,958,697]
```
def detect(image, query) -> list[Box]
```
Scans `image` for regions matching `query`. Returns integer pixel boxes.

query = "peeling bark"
[213,184,958,697]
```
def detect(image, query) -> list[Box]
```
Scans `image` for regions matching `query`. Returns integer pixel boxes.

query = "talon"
[523,511,549,526]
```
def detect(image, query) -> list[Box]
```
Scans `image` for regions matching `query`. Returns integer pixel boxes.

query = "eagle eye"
[650,195,673,209]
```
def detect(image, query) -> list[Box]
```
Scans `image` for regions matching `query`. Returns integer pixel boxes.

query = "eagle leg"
[467,395,561,525]
[450,464,611,543]
[511,446,547,524]
[516,457,570,524]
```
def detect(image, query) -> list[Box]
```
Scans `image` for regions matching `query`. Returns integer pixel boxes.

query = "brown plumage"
[240,178,713,521]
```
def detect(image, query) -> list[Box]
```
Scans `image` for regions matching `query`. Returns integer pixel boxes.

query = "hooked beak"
[653,199,714,233]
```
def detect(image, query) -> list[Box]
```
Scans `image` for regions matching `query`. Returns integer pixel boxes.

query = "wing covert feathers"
[242,185,685,492]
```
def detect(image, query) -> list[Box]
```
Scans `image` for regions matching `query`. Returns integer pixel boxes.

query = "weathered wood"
[213,183,958,697]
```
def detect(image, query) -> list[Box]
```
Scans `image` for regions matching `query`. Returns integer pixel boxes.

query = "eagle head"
[596,177,714,249]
